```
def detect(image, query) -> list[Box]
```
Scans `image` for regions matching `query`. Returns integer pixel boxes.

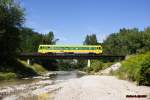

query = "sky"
[21,0,150,44]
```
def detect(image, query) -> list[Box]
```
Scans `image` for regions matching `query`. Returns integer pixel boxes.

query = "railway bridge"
[19,53,125,67]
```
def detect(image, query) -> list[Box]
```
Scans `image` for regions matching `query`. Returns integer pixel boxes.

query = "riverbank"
[0,60,48,80]
[1,73,150,100]
[0,71,85,99]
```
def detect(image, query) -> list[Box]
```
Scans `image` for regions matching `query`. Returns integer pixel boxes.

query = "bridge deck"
[19,53,125,60]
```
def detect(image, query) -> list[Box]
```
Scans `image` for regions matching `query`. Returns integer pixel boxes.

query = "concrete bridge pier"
[27,59,31,65]
[87,59,91,67]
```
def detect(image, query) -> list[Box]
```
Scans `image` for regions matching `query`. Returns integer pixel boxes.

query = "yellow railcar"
[38,45,102,54]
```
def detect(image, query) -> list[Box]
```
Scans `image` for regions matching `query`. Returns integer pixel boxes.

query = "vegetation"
[84,34,99,45]
[0,59,49,80]
[115,52,150,86]
[103,27,150,86]
[19,27,43,52]
[20,60,47,74]
[103,27,150,55]
[84,60,113,74]
[0,0,24,65]
[0,72,17,80]
[0,0,149,86]
[0,0,59,75]
[20,28,58,52]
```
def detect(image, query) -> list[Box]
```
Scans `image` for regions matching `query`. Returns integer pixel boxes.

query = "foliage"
[0,59,49,80]
[20,28,59,53]
[41,31,59,45]
[84,60,113,73]
[0,60,37,79]
[19,27,43,52]
[57,60,76,71]
[0,0,24,64]
[116,52,150,86]
[75,60,87,70]
[103,27,150,55]
[84,34,99,45]
[138,52,150,86]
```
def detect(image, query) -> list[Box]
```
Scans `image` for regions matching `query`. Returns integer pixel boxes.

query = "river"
[0,71,86,100]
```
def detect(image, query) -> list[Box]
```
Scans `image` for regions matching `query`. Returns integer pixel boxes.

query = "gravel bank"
[54,75,150,100]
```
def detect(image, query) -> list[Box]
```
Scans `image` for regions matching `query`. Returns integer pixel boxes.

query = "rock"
[44,72,57,77]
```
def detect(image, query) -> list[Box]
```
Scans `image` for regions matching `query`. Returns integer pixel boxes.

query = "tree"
[41,32,59,44]
[103,27,150,55]
[84,34,98,45]
[20,27,42,52]
[0,0,24,64]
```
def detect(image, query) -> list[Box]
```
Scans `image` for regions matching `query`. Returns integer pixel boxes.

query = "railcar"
[38,45,102,54]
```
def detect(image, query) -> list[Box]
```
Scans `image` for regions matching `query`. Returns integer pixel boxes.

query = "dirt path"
[54,75,150,100]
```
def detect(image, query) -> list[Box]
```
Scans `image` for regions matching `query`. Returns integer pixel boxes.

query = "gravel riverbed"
[54,75,150,100]
[1,74,150,100]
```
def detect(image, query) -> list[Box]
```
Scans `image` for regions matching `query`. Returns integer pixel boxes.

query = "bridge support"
[27,59,31,65]
[87,59,91,67]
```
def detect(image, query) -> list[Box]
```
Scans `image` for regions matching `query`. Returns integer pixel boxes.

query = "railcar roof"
[39,45,102,47]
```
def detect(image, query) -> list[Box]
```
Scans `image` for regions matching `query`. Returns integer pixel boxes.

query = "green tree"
[103,27,150,55]
[20,27,42,52]
[84,34,98,45]
[0,0,24,64]
[41,32,59,44]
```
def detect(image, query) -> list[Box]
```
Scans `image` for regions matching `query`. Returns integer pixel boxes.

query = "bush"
[138,53,150,86]
[91,61,104,72]
[84,60,113,73]
[116,52,150,86]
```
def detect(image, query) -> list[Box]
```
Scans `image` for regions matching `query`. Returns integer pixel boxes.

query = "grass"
[19,60,48,74]
[0,72,17,80]
[0,59,48,80]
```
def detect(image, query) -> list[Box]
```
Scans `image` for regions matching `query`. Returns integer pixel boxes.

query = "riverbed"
[0,71,86,100]
[1,71,150,100]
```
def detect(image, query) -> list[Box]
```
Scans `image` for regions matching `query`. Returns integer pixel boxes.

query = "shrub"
[91,61,104,72]
[84,60,113,73]
[116,52,150,86]
[138,53,150,86]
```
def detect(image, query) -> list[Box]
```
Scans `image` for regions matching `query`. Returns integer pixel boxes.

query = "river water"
[0,71,86,100]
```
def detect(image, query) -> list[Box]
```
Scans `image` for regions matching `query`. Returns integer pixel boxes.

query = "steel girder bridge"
[19,53,125,59]
[19,53,125,67]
